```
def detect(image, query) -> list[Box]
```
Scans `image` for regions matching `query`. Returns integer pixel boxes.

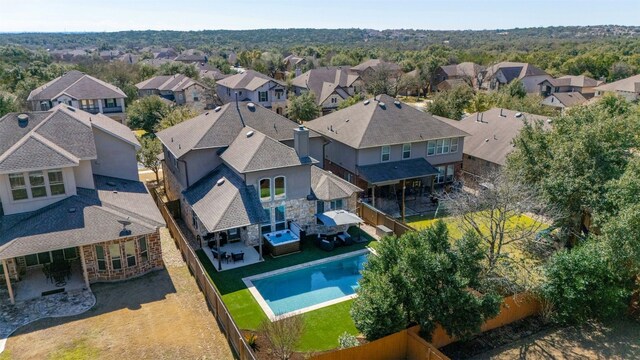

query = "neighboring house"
[433,62,484,91]
[283,54,308,72]
[0,105,164,304]
[99,50,122,61]
[594,74,640,102]
[135,74,211,111]
[482,62,552,93]
[291,67,363,114]
[306,94,468,217]
[350,59,402,79]
[156,102,358,261]
[195,62,229,81]
[118,53,142,65]
[398,69,421,96]
[215,70,287,115]
[27,70,127,123]
[49,49,90,62]
[139,47,178,59]
[174,53,208,63]
[541,92,588,110]
[538,75,603,98]
[441,108,549,183]
[138,58,175,68]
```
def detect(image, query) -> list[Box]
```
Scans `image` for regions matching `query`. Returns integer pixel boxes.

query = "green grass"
[197,226,376,352]
[47,339,99,360]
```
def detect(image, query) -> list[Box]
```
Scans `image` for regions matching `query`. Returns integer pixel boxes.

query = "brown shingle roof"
[595,74,640,93]
[291,67,360,105]
[28,70,126,101]
[216,70,283,91]
[135,74,205,92]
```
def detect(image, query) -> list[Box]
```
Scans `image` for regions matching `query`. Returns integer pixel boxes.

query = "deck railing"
[150,187,257,360]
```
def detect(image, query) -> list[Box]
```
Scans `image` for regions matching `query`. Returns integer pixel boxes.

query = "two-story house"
[156,102,360,268]
[0,105,164,304]
[291,67,363,114]
[306,94,468,217]
[432,62,484,91]
[593,74,640,102]
[538,75,603,99]
[135,74,211,111]
[481,62,552,93]
[215,70,287,115]
[350,59,402,80]
[27,70,127,123]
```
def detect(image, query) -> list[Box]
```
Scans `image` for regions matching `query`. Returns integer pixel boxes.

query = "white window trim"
[259,178,272,202]
[381,145,390,162]
[402,143,411,159]
[273,176,286,200]
[427,140,436,156]
[428,138,458,157]
[8,169,67,203]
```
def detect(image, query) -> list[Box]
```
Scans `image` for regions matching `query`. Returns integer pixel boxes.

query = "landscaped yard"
[197,226,376,353]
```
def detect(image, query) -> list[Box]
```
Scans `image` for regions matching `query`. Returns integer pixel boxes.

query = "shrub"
[338,332,359,349]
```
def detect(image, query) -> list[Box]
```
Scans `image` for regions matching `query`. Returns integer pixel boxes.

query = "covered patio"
[14,261,85,302]
[201,241,262,271]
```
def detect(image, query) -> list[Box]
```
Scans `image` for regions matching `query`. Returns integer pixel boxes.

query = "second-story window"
[104,98,117,108]
[381,145,390,162]
[260,178,271,201]
[8,173,28,201]
[402,143,411,159]
[274,176,286,199]
[48,170,65,195]
[427,140,436,156]
[259,91,268,102]
[450,138,459,153]
[29,171,47,198]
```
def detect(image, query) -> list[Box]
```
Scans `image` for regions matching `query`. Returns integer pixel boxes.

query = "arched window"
[274,176,286,199]
[259,178,271,201]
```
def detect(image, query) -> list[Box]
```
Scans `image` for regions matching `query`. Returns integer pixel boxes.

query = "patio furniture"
[336,232,353,246]
[231,252,244,263]
[211,249,227,261]
[50,260,71,287]
[319,238,335,252]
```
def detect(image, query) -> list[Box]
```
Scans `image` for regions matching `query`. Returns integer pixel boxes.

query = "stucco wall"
[74,160,95,189]
[92,127,139,181]
[0,167,77,215]
[244,165,313,201]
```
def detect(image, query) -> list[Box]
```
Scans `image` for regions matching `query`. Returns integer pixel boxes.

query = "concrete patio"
[13,262,86,302]
[202,241,263,271]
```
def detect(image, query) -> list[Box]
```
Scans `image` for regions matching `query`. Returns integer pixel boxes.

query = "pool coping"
[242,248,371,321]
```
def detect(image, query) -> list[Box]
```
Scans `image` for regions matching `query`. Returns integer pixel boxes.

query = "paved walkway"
[0,289,95,353]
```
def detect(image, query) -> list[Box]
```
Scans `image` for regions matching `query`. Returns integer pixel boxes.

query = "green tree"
[0,91,17,117]
[155,106,198,132]
[127,95,171,133]
[426,84,474,120]
[337,93,364,110]
[287,92,320,122]
[351,222,501,341]
[136,136,163,184]
[363,63,398,96]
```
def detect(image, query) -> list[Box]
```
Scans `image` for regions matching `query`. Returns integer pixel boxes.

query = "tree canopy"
[287,92,320,122]
[126,95,171,133]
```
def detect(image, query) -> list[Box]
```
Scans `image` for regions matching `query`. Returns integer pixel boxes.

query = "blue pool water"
[251,252,368,315]
[264,229,299,245]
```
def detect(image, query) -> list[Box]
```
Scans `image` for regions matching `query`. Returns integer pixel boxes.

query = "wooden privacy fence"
[151,189,257,360]
[357,201,414,237]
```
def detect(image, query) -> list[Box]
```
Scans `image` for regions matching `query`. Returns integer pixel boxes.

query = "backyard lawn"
[198,226,376,353]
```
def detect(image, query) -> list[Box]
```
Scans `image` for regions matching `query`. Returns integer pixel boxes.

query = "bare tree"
[259,315,304,360]
[440,170,562,293]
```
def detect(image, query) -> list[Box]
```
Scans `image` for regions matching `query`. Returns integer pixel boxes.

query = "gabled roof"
[540,75,603,88]
[305,94,468,149]
[351,59,401,73]
[442,108,549,166]
[311,166,362,201]
[182,165,265,233]
[28,70,127,101]
[0,104,139,173]
[138,58,175,67]
[358,158,439,184]
[291,67,360,105]
[545,92,587,107]
[156,102,318,158]
[284,54,306,66]
[221,127,308,173]
[0,175,164,260]
[174,53,207,62]
[439,62,483,77]
[594,74,640,93]
[484,62,548,83]
[135,73,206,92]
[216,70,284,91]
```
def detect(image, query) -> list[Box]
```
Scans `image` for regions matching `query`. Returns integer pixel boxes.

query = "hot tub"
[263,229,301,256]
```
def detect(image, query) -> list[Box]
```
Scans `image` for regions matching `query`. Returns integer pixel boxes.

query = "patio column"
[79,246,91,290]
[401,179,406,223]
[371,185,376,207]
[2,259,14,305]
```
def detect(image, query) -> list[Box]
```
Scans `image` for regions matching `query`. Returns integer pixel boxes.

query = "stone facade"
[82,230,163,282]
[1,258,19,286]
[162,161,183,202]
[243,224,261,247]
[282,198,317,234]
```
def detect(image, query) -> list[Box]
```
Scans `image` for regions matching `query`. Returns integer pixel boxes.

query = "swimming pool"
[244,250,369,319]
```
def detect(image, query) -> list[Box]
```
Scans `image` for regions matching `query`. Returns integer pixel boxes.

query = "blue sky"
[0,0,638,32]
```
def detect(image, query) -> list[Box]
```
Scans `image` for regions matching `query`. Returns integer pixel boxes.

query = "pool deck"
[203,242,263,271]
[242,248,370,321]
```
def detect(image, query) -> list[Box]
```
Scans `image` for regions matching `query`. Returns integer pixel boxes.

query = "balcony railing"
[80,107,100,114]
[103,106,123,114]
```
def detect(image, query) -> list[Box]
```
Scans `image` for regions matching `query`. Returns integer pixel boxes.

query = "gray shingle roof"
[443,108,549,166]
[484,62,548,83]
[540,75,602,88]
[221,127,307,173]
[546,92,587,107]
[156,102,318,158]
[216,70,284,91]
[311,166,362,201]
[135,73,205,92]
[0,175,164,259]
[439,62,483,77]
[351,59,401,73]
[182,165,265,233]
[595,74,640,93]
[27,70,127,101]
[357,158,439,184]
[291,67,360,105]
[0,135,79,173]
[305,94,468,149]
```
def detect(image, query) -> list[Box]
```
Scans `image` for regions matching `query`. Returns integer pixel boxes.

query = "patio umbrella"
[316,210,363,226]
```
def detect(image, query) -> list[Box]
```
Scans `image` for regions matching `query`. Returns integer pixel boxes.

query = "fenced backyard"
[150,188,258,360]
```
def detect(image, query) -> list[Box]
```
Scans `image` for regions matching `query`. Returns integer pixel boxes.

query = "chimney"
[294,125,309,159]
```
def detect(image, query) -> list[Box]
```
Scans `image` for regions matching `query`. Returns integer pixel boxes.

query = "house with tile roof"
[291,67,363,114]
[481,62,552,93]
[305,94,468,217]
[594,74,640,102]
[0,105,164,304]
[538,75,604,99]
[135,73,211,111]
[156,102,360,268]
[215,70,287,115]
[27,70,128,123]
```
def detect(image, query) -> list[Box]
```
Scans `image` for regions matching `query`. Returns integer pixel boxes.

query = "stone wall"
[162,161,183,202]
[82,230,163,282]
[283,198,317,234]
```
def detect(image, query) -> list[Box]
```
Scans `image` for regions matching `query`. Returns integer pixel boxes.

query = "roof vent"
[247,102,255,109]
[205,112,209,116]
[17,114,29,127]
[547,119,553,124]
[106,181,117,187]
[345,119,349,122]
[246,130,254,137]
[67,106,75,112]
[485,138,490,142]
[216,178,225,186]
[515,112,523,118]
[67,207,77,213]
[393,100,401,107]
[364,100,370,105]
[378,102,386,109]
[214,106,222,112]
